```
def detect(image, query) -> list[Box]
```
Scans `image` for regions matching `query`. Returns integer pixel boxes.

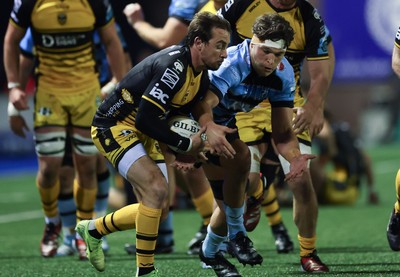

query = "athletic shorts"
[34,83,101,129]
[91,122,164,169]
[236,106,311,144]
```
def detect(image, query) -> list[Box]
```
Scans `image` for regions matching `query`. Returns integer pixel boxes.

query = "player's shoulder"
[226,40,251,69]
[296,0,324,24]
[151,45,192,74]
[219,0,257,19]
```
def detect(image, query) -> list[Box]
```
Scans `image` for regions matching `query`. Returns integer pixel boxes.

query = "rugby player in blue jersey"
[193,13,316,276]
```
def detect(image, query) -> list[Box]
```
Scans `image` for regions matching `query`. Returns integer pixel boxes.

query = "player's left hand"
[9,115,30,138]
[285,154,316,181]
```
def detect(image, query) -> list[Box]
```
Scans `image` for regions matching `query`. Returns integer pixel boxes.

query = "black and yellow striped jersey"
[10,0,113,93]
[92,45,209,150]
[219,0,331,101]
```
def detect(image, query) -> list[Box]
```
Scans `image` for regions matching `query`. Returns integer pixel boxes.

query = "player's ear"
[194,37,204,51]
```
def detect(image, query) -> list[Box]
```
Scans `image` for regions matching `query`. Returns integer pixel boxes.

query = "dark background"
[0,0,170,90]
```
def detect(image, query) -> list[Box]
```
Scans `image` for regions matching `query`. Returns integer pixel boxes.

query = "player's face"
[201,28,230,70]
[250,41,286,77]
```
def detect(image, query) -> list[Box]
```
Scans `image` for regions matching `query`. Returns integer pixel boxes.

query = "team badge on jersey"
[122,88,133,104]
[58,13,67,25]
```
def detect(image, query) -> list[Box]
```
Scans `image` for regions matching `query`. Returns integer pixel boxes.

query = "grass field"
[1,143,400,276]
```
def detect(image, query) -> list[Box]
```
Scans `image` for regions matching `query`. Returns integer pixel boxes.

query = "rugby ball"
[168,115,201,153]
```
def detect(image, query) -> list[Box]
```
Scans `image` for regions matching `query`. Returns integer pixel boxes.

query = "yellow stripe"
[395,41,400,49]
[307,56,330,61]
[9,20,26,31]
[142,96,166,113]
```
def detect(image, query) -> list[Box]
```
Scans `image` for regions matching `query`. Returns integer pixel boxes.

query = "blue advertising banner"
[324,0,399,82]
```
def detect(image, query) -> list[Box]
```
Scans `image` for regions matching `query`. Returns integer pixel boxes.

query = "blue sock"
[95,170,110,218]
[58,193,76,245]
[202,225,226,258]
[157,209,173,246]
[224,203,246,240]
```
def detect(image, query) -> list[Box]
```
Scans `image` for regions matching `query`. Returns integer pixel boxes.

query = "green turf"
[1,143,400,276]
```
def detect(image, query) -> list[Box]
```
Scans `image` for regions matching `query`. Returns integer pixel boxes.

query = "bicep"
[98,23,119,46]
[160,17,188,46]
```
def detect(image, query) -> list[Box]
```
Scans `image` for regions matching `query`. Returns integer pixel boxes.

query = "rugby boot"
[271,223,294,253]
[75,220,105,272]
[243,196,263,232]
[75,237,88,260]
[387,209,400,251]
[40,222,62,257]
[199,244,241,277]
[227,232,263,266]
[243,176,267,232]
[187,224,207,255]
[300,250,329,273]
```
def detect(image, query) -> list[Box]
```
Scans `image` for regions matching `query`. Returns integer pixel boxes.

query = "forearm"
[193,92,219,128]
[274,133,301,163]
[105,40,126,82]
[132,21,169,49]
[4,38,21,84]
[305,76,329,111]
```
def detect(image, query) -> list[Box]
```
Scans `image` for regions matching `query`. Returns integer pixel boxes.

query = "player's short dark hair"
[252,13,295,49]
[186,12,231,46]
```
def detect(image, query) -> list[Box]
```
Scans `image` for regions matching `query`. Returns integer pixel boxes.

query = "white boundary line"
[0,210,43,224]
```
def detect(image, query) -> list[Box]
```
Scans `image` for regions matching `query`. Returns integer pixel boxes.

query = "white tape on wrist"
[7,82,21,89]
[7,102,21,116]
[101,81,116,96]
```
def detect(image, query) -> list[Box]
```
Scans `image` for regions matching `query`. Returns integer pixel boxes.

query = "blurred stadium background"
[1,0,400,165]
[1,1,400,275]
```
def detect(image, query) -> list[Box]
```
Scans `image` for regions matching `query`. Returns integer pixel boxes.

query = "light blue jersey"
[209,40,296,126]
[168,0,208,24]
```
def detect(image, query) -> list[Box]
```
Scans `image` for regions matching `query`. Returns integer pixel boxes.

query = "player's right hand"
[123,3,144,26]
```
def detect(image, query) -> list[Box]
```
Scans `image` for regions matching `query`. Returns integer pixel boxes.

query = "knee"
[144,172,169,204]
[232,144,251,175]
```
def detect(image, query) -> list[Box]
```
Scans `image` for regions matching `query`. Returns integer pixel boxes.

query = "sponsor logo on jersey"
[313,8,322,21]
[149,83,169,104]
[119,129,136,141]
[161,68,179,89]
[278,62,284,71]
[249,0,260,13]
[105,99,124,117]
[121,88,133,104]
[41,34,86,47]
[174,60,184,73]
[224,0,235,12]
[169,50,181,56]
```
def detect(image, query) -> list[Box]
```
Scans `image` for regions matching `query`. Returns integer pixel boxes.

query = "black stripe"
[136,234,157,241]
[111,212,122,232]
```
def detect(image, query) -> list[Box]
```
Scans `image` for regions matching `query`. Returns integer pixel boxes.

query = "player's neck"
[269,0,296,10]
